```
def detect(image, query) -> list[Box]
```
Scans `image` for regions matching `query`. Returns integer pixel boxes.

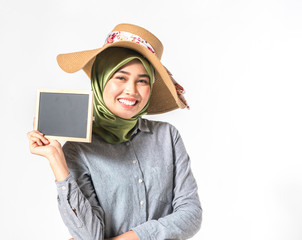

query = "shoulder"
[62,141,77,153]
[139,118,180,140]
[140,117,177,130]
[62,141,84,160]
[62,133,104,155]
[62,135,108,168]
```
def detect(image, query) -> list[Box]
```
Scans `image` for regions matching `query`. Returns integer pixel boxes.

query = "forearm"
[48,151,70,181]
[131,199,202,240]
[57,174,105,240]
[106,230,139,240]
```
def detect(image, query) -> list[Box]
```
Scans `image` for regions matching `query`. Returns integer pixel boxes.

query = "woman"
[27,23,202,240]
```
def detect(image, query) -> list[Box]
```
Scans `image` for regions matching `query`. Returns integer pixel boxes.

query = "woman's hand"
[27,118,70,181]
[68,230,138,240]
[27,130,62,159]
[105,230,139,240]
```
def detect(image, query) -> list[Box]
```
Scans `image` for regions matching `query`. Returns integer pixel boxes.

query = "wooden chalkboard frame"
[34,89,94,142]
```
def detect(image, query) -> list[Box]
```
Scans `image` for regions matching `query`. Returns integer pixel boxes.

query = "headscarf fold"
[91,47,154,144]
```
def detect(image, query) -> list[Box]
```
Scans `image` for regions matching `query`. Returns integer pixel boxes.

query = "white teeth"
[118,99,136,106]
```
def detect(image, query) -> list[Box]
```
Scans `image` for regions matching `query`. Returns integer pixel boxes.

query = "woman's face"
[103,59,151,119]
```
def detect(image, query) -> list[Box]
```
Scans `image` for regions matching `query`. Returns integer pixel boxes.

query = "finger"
[34,130,44,136]
[37,135,49,145]
[27,131,42,140]
[33,117,36,129]
[30,136,44,146]
[27,130,44,137]
[31,142,39,149]
[28,131,49,145]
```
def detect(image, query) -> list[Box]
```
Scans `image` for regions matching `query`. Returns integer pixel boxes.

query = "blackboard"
[34,89,94,142]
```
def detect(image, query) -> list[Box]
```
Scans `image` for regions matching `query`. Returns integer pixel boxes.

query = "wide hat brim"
[57,33,186,114]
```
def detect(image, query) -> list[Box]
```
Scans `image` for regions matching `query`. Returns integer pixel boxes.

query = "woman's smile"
[118,98,138,108]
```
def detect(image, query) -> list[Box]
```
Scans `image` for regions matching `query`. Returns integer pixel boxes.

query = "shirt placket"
[126,140,147,222]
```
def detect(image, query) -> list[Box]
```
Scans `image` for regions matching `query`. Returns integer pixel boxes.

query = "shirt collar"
[132,118,152,136]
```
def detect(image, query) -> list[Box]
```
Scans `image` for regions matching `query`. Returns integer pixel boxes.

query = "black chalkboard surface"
[35,89,94,142]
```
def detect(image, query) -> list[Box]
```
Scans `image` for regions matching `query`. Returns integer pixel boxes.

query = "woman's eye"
[138,79,149,84]
[116,76,126,80]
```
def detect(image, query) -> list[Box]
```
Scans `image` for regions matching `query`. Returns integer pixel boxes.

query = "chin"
[116,112,137,119]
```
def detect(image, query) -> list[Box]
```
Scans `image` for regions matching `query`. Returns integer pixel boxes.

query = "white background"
[1,0,302,239]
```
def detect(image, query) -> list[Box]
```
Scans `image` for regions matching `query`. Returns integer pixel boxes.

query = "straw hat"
[57,23,188,114]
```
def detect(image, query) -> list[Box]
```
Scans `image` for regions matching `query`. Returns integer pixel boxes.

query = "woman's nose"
[124,80,138,95]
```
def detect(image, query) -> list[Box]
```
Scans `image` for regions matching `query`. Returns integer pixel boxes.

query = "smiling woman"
[90,47,154,144]
[27,23,201,240]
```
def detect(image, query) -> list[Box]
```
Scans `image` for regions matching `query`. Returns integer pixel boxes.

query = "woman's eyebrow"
[116,70,150,79]
[117,70,130,75]
[138,74,150,79]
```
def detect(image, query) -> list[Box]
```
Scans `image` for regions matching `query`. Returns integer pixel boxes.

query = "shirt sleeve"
[56,142,105,240]
[130,126,202,240]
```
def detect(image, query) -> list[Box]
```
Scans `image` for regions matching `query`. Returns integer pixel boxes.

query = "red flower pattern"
[105,31,155,53]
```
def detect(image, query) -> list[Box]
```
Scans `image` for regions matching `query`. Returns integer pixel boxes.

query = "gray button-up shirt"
[56,118,202,240]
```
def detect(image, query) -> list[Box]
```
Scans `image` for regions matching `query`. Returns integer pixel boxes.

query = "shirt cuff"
[55,173,78,197]
[131,221,156,240]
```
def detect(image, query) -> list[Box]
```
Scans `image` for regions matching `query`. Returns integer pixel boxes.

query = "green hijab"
[91,47,154,144]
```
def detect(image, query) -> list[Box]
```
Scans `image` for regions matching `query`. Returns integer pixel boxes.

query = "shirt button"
[138,179,143,183]
[62,186,66,190]
[140,201,144,205]
[132,160,137,164]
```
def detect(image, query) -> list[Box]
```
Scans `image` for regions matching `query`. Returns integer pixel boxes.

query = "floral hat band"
[105,31,156,54]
